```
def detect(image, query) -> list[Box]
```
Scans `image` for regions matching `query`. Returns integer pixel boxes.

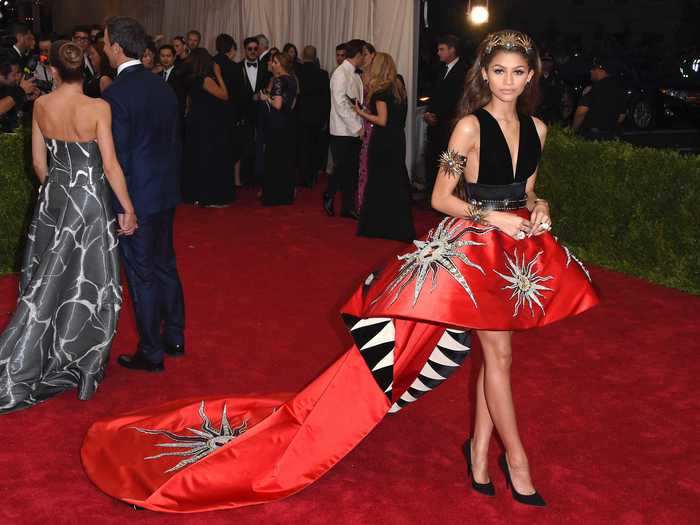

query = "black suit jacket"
[427,58,467,124]
[213,53,238,117]
[103,64,181,216]
[164,65,188,119]
[233,60,269,123]
[4,46,27,70]
[297,62,330,127]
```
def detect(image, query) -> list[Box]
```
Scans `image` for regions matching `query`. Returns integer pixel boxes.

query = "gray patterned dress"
[0,139,121,414]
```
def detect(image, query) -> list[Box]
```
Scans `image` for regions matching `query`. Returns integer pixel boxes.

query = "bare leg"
[234,160,242,187]
[471,361,495,483]
[476,329,537,495]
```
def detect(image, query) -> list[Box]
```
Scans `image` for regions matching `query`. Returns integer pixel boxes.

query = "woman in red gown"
[81,30,598,512]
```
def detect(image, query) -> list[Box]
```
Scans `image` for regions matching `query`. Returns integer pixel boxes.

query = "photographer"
[0,58,38,132]
[4,22,33,69]
[30,34,55,93]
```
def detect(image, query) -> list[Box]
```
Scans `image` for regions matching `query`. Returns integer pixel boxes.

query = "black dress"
[182,75,235,205]
[262,75,298,206]
[358,89,415,242]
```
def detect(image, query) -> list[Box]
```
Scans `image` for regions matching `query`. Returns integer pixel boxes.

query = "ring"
[515,231,526,240]
[539,221,551,231]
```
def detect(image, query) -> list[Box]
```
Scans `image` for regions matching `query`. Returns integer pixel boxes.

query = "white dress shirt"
[329,59,363,137]
[117,59,142,76]
[245,60,259,91]
[84,54,95,76]
[163,65,175,82]
[444,57,460,79]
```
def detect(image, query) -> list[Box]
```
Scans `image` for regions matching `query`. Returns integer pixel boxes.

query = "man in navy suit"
[103,16,185,372]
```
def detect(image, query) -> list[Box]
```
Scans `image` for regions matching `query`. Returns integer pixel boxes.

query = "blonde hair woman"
[353,52,415,241]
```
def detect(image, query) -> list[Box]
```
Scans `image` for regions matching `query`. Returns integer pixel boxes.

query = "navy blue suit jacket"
[103,64,181,216]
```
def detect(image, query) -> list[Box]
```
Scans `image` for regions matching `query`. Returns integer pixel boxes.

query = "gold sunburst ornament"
[438,149,467,179]
[484,31,534,55]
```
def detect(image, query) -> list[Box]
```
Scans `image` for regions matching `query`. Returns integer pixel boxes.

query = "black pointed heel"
[498,454,546,507]
[462,439,495,496]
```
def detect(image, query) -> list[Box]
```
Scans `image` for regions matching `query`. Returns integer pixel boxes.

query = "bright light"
[469,5,489,25]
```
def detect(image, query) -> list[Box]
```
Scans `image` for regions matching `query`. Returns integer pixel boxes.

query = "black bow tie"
[247,61,258,68]
[355,68,363,75]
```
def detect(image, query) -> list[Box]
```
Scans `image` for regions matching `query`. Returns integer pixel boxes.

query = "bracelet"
[533,198,549,206]
[438,149,467,179]
[465,200,486,223]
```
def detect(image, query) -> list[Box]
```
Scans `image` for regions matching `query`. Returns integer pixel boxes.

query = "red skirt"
[81,214,598,513]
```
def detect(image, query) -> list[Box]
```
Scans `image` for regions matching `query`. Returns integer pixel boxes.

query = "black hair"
[159,44,175,55]
[90,24,103,32]
[105,16,147,60]
[173,35,186,45]
[215,33,236,54]
[144,37,156,55]
[437,34,460,50]
[38,33,53,42]
[336,43,347,52]
[10,22,30,37]
[72,25,91,37]
[344,39,366,59]
[363,42,376,54]
[243,37,259,49]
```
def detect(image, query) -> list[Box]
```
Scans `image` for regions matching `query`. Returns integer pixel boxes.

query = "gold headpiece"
[484,31,534,55]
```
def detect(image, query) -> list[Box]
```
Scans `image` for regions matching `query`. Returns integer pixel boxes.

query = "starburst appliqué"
[376,217,496,307]
[132,401,248,473]
[494,250,554,317]
[563,246,592,282]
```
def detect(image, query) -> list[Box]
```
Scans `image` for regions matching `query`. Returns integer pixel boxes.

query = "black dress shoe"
[164,342,185,357]
[117,352,164,372]
[322,193,335,216]
[340,209,359,220]
[499,454,546,507]
[463,439,496,496]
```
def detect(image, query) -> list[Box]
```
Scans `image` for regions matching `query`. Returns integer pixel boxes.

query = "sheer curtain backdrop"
[52,0,419,177]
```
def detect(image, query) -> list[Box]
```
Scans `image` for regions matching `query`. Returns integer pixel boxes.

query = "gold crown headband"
[484,32,534,55]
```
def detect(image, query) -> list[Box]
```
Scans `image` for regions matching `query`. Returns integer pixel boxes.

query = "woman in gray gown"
[0,41,137,414]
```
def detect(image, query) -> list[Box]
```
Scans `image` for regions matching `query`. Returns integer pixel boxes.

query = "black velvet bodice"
[474,107,541,185]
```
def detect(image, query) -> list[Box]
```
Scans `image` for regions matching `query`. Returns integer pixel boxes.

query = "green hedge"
[1,127,699,294]
[539,127,700,294]
[0,130,35,274]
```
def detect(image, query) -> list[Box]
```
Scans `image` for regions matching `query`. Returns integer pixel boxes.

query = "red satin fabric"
[81,216,598,513]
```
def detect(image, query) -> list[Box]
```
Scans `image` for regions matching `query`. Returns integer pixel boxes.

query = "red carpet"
[1,185,699,524]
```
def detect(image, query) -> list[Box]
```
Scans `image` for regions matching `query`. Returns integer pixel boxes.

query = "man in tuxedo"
[298,45,330,187]
[158,44,186,123]
[423,34,466,196]
[234,36,269,185]
[72,26,96,85]
[5,22,33,70]
[103,16,186,372]
[325,39,365,218]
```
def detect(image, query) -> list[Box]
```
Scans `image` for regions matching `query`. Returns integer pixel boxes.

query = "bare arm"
[31,107,49,184]
[525,118,551,236]
[95,100,137,235]
[572,105,588,130]
[203,64,228,101]
[0,96,16,116]
[355,99,388,127]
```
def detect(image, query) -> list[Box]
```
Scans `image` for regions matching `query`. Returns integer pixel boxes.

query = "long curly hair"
[367,52,406,104]
[457,29,541,120]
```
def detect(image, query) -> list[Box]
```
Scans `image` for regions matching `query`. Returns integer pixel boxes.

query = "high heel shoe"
[462,439,495,496]
[498,454,546,507]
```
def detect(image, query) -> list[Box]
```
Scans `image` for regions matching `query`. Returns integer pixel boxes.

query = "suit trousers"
[328,135,361,213]
[425,124,450,197]
[119,208,185,362]
[299,123,325,186]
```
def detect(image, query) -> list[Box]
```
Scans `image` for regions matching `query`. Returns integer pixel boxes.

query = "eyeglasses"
[74,36,90,41]
[246,47,258,52]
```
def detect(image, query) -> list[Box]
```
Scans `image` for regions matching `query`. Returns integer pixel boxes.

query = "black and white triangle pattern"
[388,328,471,414]
[342,314,396,400]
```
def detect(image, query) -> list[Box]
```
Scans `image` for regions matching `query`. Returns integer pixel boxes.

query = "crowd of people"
[0,21,417,242]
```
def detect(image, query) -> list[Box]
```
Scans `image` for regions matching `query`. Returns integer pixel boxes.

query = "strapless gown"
[0,139,120,414]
